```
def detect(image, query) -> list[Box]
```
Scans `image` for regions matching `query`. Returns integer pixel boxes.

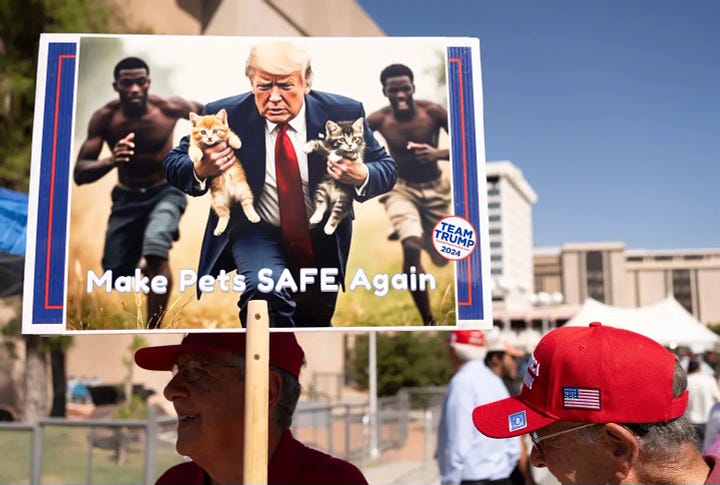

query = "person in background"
[686,358,720,446]
[368,63,450,326]
[483,330,535,485]
[74,57,202,328]
[437,329,520,485]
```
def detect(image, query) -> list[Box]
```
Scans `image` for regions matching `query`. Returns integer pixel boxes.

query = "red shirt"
[156,429,368,484]
[705,455,720,485]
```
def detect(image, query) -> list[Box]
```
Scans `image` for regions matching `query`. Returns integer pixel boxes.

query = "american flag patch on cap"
[562,387,601,410]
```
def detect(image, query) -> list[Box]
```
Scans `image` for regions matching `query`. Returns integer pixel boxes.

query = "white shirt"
[686,371,720,424]
[437,359,520,485]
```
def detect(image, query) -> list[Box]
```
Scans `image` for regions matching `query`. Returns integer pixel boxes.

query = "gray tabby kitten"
[303,118,366,235]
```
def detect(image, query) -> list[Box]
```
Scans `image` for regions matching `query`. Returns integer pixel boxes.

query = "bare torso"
[76,94,199,190]
[369,100,447,184]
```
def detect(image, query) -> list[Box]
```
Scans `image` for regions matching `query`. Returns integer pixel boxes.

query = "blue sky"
[358,0,720,250]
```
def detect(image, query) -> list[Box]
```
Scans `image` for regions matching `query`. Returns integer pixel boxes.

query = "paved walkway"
[362,460,438,485]
[361,458,559,485]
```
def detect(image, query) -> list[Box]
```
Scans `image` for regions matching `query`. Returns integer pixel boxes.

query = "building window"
[491,267,503,275]
[684,255,704,260]
[654,255,673,261]
[672,269,693,313]
[488,188,500,196]
[627,256,643,262]
[586,251,605,303]
[490,242,501,248]
[491,254,502,261]
[489,228,501,235]
[489,215,501,222]
[488,202,501,209]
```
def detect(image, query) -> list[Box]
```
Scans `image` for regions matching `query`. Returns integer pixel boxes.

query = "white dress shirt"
[437,359,521,485]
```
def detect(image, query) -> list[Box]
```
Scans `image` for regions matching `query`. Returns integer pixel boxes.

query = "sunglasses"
[171,360,243,383]
[530,423,596,454]
[117,77,149,88]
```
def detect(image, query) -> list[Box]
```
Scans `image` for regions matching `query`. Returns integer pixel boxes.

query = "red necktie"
[275,123,314,272]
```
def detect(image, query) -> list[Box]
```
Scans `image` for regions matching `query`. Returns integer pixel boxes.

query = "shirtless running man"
[368,63,450,326]
[74,57,202,328]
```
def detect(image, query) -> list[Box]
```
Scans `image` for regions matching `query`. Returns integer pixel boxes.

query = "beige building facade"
[111,0,384,36]
[534,243,720,325]
[486,161,538,311]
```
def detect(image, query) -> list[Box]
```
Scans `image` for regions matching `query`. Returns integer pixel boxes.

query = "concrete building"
[109,0,383,36]
[486,161,538,311]
[534,244,720,325]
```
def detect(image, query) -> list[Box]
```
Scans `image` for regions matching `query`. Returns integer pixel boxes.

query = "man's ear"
[601,423,639,480]
[268,369,283,409]
[112,81,118,93]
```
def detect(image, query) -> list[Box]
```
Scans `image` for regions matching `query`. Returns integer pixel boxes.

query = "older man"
[472,322,720,485]
[135,332,367,484]
[163,41,397,327]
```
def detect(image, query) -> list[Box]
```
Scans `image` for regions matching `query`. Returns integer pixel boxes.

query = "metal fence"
[0,386,448,485]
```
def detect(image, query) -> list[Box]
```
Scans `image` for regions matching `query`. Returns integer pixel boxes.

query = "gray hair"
[270,365,302,429]
[576,361,695,458]
[231,356,302,429]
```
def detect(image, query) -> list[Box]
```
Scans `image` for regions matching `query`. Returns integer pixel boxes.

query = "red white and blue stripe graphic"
[563,387,601,410]
[448,46,485,321]
[31,42,76,324]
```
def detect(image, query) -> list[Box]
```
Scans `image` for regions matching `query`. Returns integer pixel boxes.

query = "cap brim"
[134,342,237,371]
[472,395,558,438]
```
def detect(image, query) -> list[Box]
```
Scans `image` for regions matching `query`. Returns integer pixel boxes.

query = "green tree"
[0,0,147,422]
[349,331,454,397]
[0,0,142,191]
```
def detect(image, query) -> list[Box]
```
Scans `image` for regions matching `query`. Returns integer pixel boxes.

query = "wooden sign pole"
[243,300,269,485]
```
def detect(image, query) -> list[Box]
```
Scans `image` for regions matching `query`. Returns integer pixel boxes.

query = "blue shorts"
[102,183,187,276]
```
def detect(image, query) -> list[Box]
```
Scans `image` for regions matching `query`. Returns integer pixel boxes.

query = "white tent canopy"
[564,296,720,353]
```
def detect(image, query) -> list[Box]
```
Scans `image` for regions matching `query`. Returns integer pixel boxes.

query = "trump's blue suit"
[164,90,397,326]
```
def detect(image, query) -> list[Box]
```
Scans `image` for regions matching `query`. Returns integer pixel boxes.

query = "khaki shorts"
[381,176,452,248]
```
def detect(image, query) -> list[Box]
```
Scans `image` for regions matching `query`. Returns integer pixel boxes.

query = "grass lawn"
[0,425,183,484]
[66,173,460,330]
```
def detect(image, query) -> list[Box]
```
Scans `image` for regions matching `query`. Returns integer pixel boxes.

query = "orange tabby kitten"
[188,109,260,235]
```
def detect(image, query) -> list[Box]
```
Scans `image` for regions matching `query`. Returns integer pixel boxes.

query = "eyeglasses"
[530,423,596,454]
[117,77,149,88]
[171,360,243,383]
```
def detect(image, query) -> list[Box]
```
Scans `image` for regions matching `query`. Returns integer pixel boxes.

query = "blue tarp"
[0,187,28,256]
[0,187,28,296]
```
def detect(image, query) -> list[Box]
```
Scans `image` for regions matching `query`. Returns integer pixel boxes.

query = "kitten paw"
[302,141,316,153]
[213,218,229,236]
[328,152,342,163]
[309,212,324,225]
[228,134,242,149]
[324,223,338,235]
[245,209,261,223]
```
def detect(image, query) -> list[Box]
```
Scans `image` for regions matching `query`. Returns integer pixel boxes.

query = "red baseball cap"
[451,328,524,357]
[472,322,688,438]
[451,329,486,347]
[134,332,305,378]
